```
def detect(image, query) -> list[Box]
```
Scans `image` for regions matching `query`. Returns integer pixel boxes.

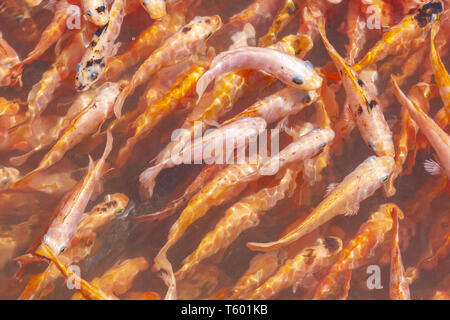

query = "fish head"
[0,166,20,191]
[75,61,104,91]
[376,156,395,181]
[186,15,223,41]
[83,1,109,27]
[282,57,323,91]
[414,1,444,27]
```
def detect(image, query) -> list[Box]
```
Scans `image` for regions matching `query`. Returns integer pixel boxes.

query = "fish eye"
[292,76,303,85]
[381,174,389,182]
[59,245,68,253]
[90,71,98,80]
[368,140,376,151]
[1,176,9,186]
[302,94,311,104]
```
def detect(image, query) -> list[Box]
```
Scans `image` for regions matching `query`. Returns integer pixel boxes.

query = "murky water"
[0,0,449,300]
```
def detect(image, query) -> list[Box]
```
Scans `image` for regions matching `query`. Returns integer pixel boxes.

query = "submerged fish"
[247,156,395,252]
[75,0,126,91]
[392,76,450,178]
[196,46,323,101]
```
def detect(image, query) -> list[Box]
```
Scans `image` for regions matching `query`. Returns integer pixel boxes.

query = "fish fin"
[294,273,318,293]
[196,71,213,103]
[344,204,360,216]
[111,42,122,57]
[424,159,442,176]
[134,195,185,222]
[325,183,338,197]
[12,253,49,280]
[203,119,220,128]
[114,85,131,119]
[9,149,35,166]
[160,271,177,300]
[246,240,283,252]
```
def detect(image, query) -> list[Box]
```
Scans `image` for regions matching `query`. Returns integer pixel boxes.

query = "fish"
[153,159,263,299]
[0,166,20,191]
[139,117,267,199]
[103,8,186,81]
[257,128,335,176]
[392,76,450,178]
[11,133,113,281]
[11,82,125,189]
[0,0,39,43]
[19,193,129,300]
[195,46,323,101]
[228,250,287,300]
[138,34,312,200]
[82,0,109,27]
[35,243,118,300]
[430,21,450,121]
[318,18,395,158]
[72,257,148,300]
[247,156,395,252]
[9,88,101,167]
[75,0,126,91]
[257,0,299,47]
[0,97,20,117]
[406,211,449,284]
[113,15,222,118]
[226,0,286,31]
[114,64,206,168]
[353,1,444,71]
[389,206,411,300]
[38,131,114,254]
[247,236,343,300]
[140,0,166,19]
[345,0,368,64]
[384,82,433,197]
[313,203,397,299]
[154,126,335,295]
[135,163,227,222]
[175,165,302,281]
[9,0,71,85]
[222,87,318,126]
[0,32,20,86]
[297,0,342,40]
[24,29,88,123]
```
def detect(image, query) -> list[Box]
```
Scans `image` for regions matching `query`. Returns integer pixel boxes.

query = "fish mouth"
[75,83,87,91]
[323,236,343,255]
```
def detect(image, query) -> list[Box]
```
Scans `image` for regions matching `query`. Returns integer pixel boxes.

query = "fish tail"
[135,195,186,223]
[113,86,131,119]
[9,149,36,166]
[101,130,114,161]
[114,136,137,169]
[196,70,213,103]
[138,164,163,199]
